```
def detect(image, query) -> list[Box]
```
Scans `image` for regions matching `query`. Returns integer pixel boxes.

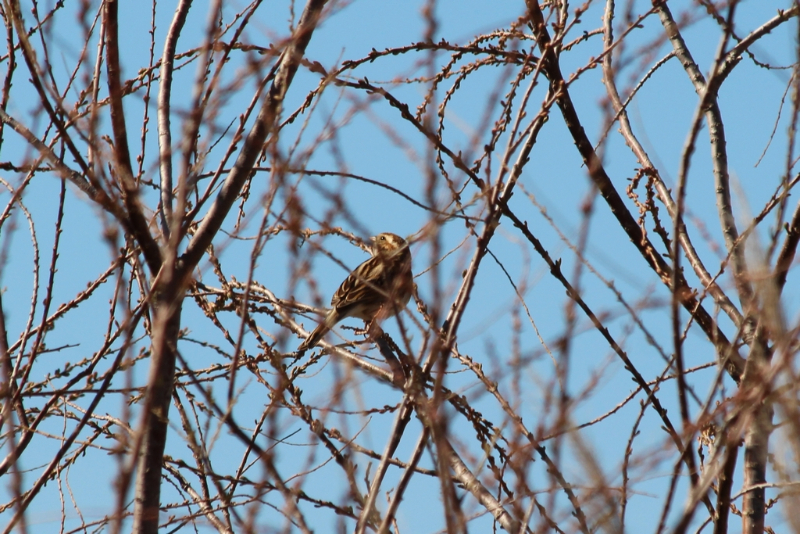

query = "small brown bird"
[298,232,413,352]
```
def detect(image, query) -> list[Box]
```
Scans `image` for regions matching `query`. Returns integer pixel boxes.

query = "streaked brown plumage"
[298,232,413,352]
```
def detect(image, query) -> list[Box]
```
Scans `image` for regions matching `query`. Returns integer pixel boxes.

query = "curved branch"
[525,0,744,382]
[103,0,163,274]
[601,0,743,327]
[179,0,329,277]
[156,0,192,237]
[655,1,752,309]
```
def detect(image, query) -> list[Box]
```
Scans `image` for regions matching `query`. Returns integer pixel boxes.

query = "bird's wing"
[331,256,387,308]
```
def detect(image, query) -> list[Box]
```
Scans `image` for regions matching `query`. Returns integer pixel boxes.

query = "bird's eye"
[380,236,386,241]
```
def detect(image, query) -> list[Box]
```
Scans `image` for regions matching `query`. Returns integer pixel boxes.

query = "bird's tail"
[297,322,330,352]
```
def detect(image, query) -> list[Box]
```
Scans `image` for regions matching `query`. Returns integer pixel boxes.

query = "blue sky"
[1,0,798,532]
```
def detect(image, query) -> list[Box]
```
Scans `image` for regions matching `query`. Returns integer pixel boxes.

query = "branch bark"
[130,1,328,532]
[104,0,163,274]
[524,0,745,382]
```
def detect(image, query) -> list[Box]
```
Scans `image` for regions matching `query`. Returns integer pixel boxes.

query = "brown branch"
[600,0,742,327]
[156,0,192,237]
[131,3,328,532]
[668,12,741,529]
[179,0,329,278]
[716,4,800,86]
[103,0,162,274]
[655,0,754,324]
[524,0,744,383]
[502,208,696,488]
[713,439,739,534]
[0,325,135,534]
[0,255,130,479]
[4,0,91,178]
[775,196,800,290]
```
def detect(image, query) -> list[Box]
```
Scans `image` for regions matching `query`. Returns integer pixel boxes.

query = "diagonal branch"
[601,0,743,327]
[178,0,329,278]
[130,2,328,533]
[524,0,744,383]
[654,0,753,312]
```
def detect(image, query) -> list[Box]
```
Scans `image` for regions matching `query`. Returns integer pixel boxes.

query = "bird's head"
[370,232,408,257]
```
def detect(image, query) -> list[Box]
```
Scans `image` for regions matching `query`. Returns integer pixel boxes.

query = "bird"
[297,232,413,352]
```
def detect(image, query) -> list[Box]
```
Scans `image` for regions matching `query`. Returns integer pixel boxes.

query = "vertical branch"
[103,0,162,274]
[173,0,223,245]
[524,0,745,382]
[740,352,773,534]
[670,7,743,526]
[667,62,715,531]
[156,0,193,237]
[713,439,739,534]
[600,0,743,327]
[131,282,184,534]
[774,25,800,291]
[103,0,134,178]
[775,197,800,291]
[0,2,16,152]
[0,277,26,532]
[654,1,753,309]
[132,1,329,533]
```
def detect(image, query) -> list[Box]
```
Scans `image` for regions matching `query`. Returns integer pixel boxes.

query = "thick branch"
[654,0,753,312]
[178,0,329,278]
[131,2,328,532]
[156,0,192,237]
[524,0,744,382]
[103,0,163,274]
